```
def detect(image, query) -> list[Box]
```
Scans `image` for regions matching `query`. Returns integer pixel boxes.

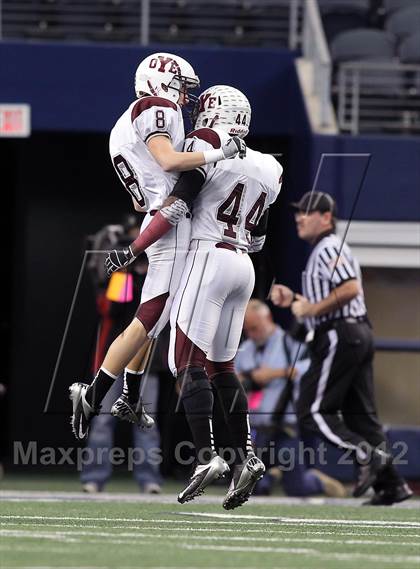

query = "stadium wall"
[311,134,420,222]
[2,42,418,473]
[0,41,307,136]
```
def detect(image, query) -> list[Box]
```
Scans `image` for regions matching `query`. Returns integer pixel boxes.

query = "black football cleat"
[363,483,413,506]
[353,449,393,498]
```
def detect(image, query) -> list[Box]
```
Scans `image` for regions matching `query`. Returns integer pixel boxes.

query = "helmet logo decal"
[193,85,250,138]
[198,93,218,112]
[149,56,181,75]
[147,80,158,96]
[209,114,219,128]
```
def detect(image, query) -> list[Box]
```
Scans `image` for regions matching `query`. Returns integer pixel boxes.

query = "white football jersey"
[185,127,282,249]
[109,96,185,211]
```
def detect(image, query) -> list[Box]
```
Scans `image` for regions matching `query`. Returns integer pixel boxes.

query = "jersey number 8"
[155,110,166,129]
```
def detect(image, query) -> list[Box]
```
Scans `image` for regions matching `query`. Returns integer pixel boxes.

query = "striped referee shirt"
[302,231,367,330]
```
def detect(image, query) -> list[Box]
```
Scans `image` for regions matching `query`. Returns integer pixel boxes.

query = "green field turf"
[0,496,419,569]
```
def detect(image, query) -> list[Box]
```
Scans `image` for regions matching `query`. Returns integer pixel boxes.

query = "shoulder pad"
[131,96,178,123]
[186,127,221,149]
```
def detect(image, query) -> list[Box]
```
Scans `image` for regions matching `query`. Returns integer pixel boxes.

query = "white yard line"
[0,545,73,554]
[2,513,420,530]
[0,529,78,542]
[2,521,418,539]
[181,543,420,564]
[0,530,152,547]
[178,511,420,529]
[185,544,317,554]
[1,528,419,549]
[0,490,418,508]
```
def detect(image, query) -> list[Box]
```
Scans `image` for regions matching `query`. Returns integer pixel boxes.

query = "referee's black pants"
[296,320,402,487]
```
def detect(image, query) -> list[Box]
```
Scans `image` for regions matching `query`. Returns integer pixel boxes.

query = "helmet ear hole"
[161,84,168,92]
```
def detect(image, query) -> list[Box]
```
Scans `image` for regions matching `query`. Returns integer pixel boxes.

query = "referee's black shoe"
[362,483,413,506]
[353,449,392,498]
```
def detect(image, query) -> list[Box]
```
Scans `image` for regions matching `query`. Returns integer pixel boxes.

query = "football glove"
[105,247,135,277]
[221,136,247,160]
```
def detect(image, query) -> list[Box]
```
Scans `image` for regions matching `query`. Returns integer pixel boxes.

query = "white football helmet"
[134,52,200,104]
[193,85,251,138]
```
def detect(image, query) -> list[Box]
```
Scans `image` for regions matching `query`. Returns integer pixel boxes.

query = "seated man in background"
[235,299,346,497]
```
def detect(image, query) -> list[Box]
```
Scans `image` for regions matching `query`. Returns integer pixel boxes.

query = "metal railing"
[0,0,304,48]
[375,339,420,352]
[301,0,333,128]
[337,61,420,134]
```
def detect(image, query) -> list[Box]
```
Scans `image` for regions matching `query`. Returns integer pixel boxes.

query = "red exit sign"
[0,104,31,137]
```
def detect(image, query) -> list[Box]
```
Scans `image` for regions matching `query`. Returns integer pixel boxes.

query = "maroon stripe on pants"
[205,359,235,380]
[175,324,206,373]
[135,292,169,333]
[215,242,236,252]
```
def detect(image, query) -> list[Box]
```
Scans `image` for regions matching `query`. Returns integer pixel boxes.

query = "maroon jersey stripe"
[131,96,178,122]
[187,128,221,149]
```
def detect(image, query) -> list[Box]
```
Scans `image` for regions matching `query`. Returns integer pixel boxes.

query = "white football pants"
[168,239,255,375]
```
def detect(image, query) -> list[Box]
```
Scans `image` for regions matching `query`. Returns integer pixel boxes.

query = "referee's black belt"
[315,315,369,333]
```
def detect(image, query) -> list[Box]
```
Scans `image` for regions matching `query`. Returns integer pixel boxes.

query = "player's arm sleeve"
[129,130,218,255]
[169,168,206,209]
[129,164,206,256]
[161,129,217,213]
[248,208,269,253]
[251,208,269,237]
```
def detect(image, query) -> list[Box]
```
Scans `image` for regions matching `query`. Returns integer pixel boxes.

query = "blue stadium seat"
[385,5,420,43]
[382,0,419,14]
[319,0,371,43]
[330,28,396,62]
[318,0,370,13]
[399,31,420,63]
[331,29,405,100]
